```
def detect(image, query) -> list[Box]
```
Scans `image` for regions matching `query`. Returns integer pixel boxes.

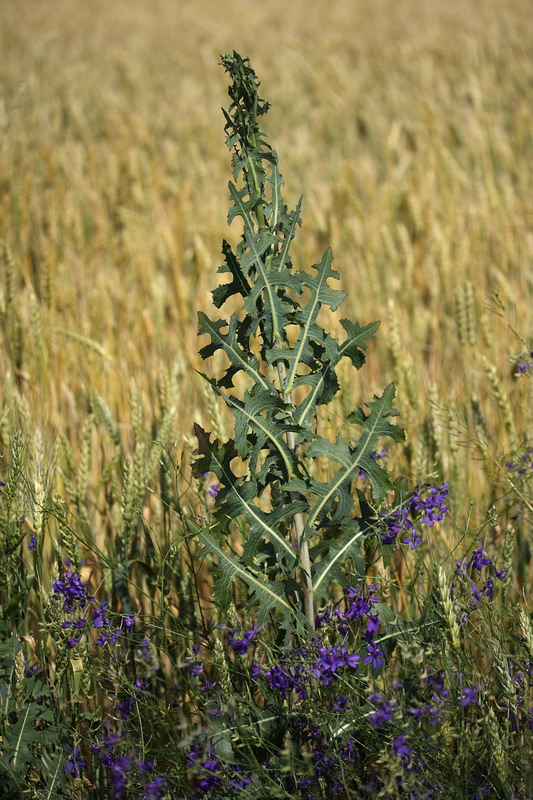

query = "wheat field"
[1,1,533,796]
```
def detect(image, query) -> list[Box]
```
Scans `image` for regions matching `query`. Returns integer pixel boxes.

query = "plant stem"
[276,359,315,629]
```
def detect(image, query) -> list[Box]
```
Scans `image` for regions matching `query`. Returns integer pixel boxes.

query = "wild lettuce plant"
[192,51,404,633]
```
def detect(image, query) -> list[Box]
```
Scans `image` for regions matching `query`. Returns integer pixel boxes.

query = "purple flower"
[317,646,345,674]
[137,635,151,655]
[393,735,411,760]
[145,776,165,799]
[92,601,110,628]
[410,482,450,526]
[122,614,137,632]
[470,583,481,605]
[363,642,384,669]
[402,529,422,549]
[228,625,260,655]
[228,772,252,791]
[117,697,134,719]
[333,696,349,712]
[109,755,132,798]
[365,614,381,637]
[344,650,360,669]
[369,696,393,728]
[28,534,36,551]
[409,705,426,722]
[64,746,86,778]
[470,547,491,572]
[53,570,94,612]
[204,472,220,498]
[380,506,413,545]
[461,687,478,707]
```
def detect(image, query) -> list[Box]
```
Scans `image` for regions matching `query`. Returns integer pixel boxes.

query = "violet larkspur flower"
[368,694,394,728]
[92,601,110,628]
[333,695,349,712]
[365,614,381,637]
[470,547,491,572]
[316,646,345,675]
[408,482,450,528]
[393,735,411,760]
[53,570,94,612]
[117,697,135,720]
[122,613,137,632]
[144,776,165,799]
[364,642,384,669]
[28,533,36,551]
[461,687,478,707]
[228,625,261,655]
[380,506,413,545]
[64,746,87,778]
[227,768,252,791]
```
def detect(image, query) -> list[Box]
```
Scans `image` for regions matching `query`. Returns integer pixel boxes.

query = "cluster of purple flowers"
[407,670,450,725]
[53,569,95,613]
[228,623,261,655]
[52,569,96,648]
[452,546,506,607]
[380,482,450,549]
[52,567,138,649]
[368,692,395,728]
[64,745,86,778]
[89,728,165,800]
[507,448,533,476]
[186,743,252,797]
[256,583,385,701]
[515,351,533,375]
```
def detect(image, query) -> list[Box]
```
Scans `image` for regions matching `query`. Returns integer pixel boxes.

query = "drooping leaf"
[294,319,381,426]
[217,390,300,479]
[193,522,298,625]
[311,520,370,599]
[304,385,404,532]
[212,239,252,308]
[192,424,298,568]
[3,702,56,773]
[198,313,274,393]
